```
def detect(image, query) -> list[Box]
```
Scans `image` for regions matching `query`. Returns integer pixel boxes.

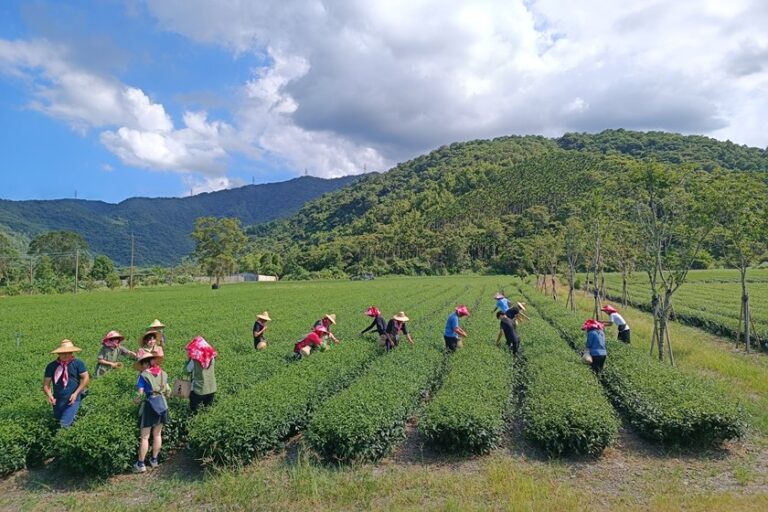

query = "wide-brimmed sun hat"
[455,305,470,316]
[133,347,165,371]
[148,319,165,330]
[257,311,272,321]
[393,311,409,322]
[141,330,159,343]
[516,302,526,311]
[324,314,337,325]
[365,306,381,317]
[102,330,125,343]
[494,293,505,300]
[601,305,618,314]
[51,339,82,354]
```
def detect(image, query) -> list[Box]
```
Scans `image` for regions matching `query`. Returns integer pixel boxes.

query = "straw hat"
[516,302,526,312]
[102,330,125,343]
[140,330,159,345]
[257,311,272,322]
[324,314,337,325]
[51,339,82,354]
[133,347,164,371]
[148,319,165,330]
[393,311,409,322]
[256,341,268,351]
[494,293,505,300]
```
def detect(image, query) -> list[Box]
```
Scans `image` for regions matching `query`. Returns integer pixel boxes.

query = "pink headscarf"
[186,336,217,369]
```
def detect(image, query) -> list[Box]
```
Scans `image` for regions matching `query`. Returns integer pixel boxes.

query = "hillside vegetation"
[0,175,363,265]
[251,130,768,277]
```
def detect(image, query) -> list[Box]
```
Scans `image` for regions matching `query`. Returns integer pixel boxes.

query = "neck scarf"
[54,358,72,387]
[148,364,162,377]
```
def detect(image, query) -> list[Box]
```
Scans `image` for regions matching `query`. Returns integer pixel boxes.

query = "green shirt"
[183,358,217,396]
[95,345,129,377]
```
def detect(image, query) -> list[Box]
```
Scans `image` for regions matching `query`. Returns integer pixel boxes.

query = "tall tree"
[631,162,719,363]
[27,231,90,276]
[714,172,768,351]
[563,217,587,311]
[0,232,21,286]
[191,217,248,286]
[90,255,116,281]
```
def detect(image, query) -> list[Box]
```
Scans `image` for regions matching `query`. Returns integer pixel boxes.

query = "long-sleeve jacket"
[361,316,387,335]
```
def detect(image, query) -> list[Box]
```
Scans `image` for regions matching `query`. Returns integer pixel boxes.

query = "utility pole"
[74,248,79,294]
[129,233,135,290]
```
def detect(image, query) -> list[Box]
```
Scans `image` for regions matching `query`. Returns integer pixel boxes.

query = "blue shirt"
[44,359,87,400]
[496,298,510,312]
[586,329,607,356]
[444,312,460,338]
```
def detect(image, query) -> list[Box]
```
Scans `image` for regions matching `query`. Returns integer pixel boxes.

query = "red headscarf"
[366,306,381,317]
[186,336,217,369]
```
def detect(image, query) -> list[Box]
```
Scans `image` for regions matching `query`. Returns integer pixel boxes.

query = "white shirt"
[610,312,628,329]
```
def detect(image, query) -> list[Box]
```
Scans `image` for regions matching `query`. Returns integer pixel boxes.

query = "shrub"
[419,341,513,454]
[520,283,746,447]
[517,313,619,456]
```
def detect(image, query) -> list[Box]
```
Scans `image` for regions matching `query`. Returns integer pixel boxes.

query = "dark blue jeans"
[53,395,81,428]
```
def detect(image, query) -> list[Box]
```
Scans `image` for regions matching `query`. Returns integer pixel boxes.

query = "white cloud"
[146,0,768,157]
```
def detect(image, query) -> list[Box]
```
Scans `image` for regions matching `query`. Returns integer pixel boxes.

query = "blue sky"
[1,0,766,202]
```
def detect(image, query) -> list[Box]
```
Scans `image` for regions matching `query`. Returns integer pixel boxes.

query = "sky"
[0,0,766,202]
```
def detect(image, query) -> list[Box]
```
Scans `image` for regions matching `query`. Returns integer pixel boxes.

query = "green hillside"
[251,130,768,277]
[0,175,364,265]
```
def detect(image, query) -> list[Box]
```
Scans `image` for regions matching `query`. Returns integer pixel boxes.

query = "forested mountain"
[249,130,768,278]
[0,175,364,265]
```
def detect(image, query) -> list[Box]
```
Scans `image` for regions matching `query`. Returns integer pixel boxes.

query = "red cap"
[582,319,604,331]
[601,305,618,314]
[455,305,470,316]
[366,306,381,317]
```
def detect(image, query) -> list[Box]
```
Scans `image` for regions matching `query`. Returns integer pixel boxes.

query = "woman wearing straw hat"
[294,325,327,359]
[95,330,137,378]
[313,314,340,344]
[43,339,90,428]
[139,330,162,351]
[132,347,170,473]
[253,311,271,350]
[444,305,470,352]
[147,319,167,347]
[384,312,414,351]
[583,319,607,374]
[361,306,387,346]
[601,304,630,344]
[182,336,218,413]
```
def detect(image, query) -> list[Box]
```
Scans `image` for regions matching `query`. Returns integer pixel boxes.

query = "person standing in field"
[294,325,327,359]
[384,311,414,351]
[43,339,90,428]
[314,314,340,344]
[601,305,630,344]
[496,311,522,355]
[583,319,607,374]
[182,336,218,413]
[253,311,271,350]
[147,320,167,346]
[444,305,470,351]
[132,347,170,473]
[139,330,161,351]
[95,330,136,377]
[361,306,387,346]
[493,293,510,315]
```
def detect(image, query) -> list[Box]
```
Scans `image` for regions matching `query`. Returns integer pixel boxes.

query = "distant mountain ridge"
[0,175,366,265]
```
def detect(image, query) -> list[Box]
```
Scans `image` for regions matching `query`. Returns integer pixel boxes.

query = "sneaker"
[133,461,146,473]
[149,457,159,468]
